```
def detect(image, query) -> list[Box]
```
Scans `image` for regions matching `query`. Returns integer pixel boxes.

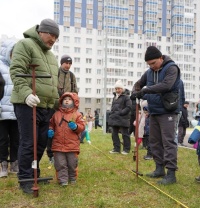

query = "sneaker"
[121,151,129,155]
[60,182,68,186]
[109,149,120,154]
[0,161,8,178]
[195,176,200,183]
[10,160,19,173]
[20,183,33,194]
[143,155,153,160]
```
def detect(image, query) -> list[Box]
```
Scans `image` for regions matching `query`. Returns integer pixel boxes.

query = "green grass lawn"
[0,128,199,208]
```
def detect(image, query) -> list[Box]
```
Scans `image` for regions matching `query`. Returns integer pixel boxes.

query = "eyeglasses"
[46,32,59,42]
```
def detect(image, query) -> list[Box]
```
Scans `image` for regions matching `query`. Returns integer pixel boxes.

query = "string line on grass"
[90,143,189,208]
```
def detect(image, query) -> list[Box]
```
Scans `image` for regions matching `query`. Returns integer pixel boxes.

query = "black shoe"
[20,183,33,194]
[157,169,176,185]
[146,164,165,178]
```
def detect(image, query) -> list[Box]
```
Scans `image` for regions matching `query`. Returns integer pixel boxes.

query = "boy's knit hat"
[37,19,59,37]
[60,55,72,65]
[144,46,162,61]
[114,80,124,89]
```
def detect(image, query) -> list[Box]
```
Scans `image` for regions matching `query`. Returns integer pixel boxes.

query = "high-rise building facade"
[53,0,200,119]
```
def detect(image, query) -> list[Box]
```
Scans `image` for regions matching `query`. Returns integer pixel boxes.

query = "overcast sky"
[0,0,54,39]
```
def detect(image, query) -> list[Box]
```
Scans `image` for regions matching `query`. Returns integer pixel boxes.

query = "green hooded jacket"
[10,25,59,108]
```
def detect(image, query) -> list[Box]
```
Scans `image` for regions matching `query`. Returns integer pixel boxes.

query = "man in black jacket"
[131,46,180,185]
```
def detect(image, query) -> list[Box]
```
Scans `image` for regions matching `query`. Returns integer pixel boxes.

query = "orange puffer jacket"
[50,92,85,153]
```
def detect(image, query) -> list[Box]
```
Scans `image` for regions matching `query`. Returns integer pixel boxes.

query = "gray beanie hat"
[38,19,59,37]
[60,55,72,65]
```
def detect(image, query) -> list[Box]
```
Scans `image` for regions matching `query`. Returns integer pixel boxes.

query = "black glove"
[130,91,144,100]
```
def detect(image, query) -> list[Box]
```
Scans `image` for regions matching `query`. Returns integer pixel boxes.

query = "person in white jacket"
[0,39,19,178]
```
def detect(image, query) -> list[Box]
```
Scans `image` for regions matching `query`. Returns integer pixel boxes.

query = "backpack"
[58,69,74,96]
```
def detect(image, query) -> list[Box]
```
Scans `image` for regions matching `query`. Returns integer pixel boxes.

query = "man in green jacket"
[10,18,59,194]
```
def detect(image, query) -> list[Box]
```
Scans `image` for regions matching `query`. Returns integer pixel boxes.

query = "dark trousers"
[178,126,186,144]
[14,104,52,180]
[144,135,152,156]
[111,126,130,152]
[149,114,178,170]
[129,113,136,135]
[95,121,101,129]
[0,120,19,162]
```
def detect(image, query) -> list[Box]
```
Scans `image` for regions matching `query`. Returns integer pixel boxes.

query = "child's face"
[62,96,73,105]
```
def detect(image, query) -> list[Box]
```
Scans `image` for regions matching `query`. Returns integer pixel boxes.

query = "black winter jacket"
[108,90,131,127]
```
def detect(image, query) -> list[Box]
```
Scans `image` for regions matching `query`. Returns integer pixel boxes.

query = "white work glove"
[25,94,40,107]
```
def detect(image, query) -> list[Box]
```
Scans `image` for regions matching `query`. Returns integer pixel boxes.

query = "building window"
[86,58,92,64]
[86,48,92,54]
[86,29,92,34]
[86,78,92,83]
[74,47,81,53]
[74,67,80,73]
[97,69,101,74]
[96,99,101,104]
[128,81,133,86]
[74,37,81,43]
[85,98,91,103]
[85,88,91,93]
[64,27,70,32]
[75,27,81,33]
[76,77,80,83]
[74,57,80,63]
[86,38,92,44]
[63,36,70,43]
[63,46,70,53]
[75,18,81,23]
[128,71,133,77]
[97,89,101,94]
[86,68,92,73]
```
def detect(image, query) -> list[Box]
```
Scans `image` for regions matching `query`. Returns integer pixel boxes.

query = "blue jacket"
[0,39,17,120]
[146,61,180,114]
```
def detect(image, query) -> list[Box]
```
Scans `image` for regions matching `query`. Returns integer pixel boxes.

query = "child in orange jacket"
[48,92,85,186]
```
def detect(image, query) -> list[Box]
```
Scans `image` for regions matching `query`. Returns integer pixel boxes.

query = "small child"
[143,106,153,160]
[80,112,91,144]
[48,92,85,186]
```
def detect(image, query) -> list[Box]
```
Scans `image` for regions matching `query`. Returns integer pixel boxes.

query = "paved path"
[182,128,195,149]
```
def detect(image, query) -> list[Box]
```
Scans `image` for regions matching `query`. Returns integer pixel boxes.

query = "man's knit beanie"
[38,19,59,37]
[60,55,73,65]
[144,46,162,61]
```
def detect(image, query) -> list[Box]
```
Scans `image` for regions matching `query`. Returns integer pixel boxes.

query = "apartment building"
[53,0,200,119]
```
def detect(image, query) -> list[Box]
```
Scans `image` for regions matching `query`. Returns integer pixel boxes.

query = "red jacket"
[50,92,85,153]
